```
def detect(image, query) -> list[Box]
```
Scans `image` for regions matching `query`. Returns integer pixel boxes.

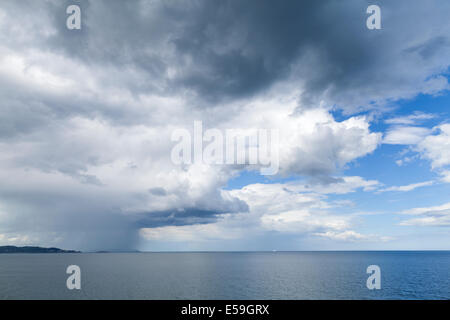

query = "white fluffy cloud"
[278,110,381,176]
[384,123,450,181]
[417,124,450,169]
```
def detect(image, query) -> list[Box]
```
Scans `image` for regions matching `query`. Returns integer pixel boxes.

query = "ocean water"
[0,251,449,300]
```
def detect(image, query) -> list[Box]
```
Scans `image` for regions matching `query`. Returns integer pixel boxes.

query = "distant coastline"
[0,246,80,254]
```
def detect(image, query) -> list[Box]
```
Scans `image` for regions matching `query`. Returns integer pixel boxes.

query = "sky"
[0,0,449,251]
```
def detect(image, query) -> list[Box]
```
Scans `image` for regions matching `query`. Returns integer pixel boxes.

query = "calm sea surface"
[0,251,449,299]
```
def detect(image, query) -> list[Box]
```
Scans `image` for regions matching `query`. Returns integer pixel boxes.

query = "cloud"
[140,223,242,242]
[400,202,450,226]
[401,202,450,215]
[378,181,434,193]
[229,183,375,237]
[384,112,436,125]
[314,231,393,242]
[0,82,381,250]
[291,176,380,194]
[277,111,381,176]
[395,155,418,167]
[417,124,450,169]
[140,182,389,244]
[2,0,450,112]
[440,171,450,183]
[383,126,432,145]
[384,122,450,179]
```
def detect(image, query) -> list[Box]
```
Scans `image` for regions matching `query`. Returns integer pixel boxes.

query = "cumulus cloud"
[384,123,450,181]
[277,111,381,176]
[141,183,389,244]
[417,124,450,169]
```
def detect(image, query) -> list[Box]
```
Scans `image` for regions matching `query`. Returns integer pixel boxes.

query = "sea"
[0,251,449,299]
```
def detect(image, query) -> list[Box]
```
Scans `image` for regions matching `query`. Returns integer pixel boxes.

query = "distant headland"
[0,246,81,254]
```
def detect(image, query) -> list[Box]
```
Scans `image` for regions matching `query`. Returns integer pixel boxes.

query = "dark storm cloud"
[404,36,450,60]
[25,0,447,109]
[49,0,370,103]
[0,187,140,251]
[2,0,449,130]
[169,0,450,109]
[135,208,230,228]
[169,0,368,102]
